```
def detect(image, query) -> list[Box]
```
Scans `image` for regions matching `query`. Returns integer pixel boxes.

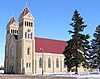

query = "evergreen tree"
[63,10,90,74]
[90,25,100,70]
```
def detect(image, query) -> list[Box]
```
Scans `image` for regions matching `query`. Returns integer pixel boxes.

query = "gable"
[7,16,16,26]
[24,13,34,19]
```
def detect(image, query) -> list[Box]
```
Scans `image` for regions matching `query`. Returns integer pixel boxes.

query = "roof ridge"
[35,37,66,42]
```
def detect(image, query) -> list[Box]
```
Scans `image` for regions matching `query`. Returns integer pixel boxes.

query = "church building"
[4,5,68,74]
[4,5,87,74]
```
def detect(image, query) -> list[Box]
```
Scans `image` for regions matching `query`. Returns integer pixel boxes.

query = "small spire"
[12,12,14,17]
[26,0,28,6]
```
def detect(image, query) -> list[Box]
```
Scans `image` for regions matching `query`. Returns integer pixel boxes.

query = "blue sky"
[0,0,100,66]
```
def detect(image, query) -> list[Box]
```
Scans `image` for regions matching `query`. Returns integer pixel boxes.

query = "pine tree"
[90,25,100,71]
[63,10,90,74]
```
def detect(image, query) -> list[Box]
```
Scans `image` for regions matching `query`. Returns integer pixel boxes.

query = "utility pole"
[40,48,44,75]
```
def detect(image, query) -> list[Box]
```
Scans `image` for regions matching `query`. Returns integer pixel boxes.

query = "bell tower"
[5,16,18,73]
[6,16,18,36]
[18,5,35,74]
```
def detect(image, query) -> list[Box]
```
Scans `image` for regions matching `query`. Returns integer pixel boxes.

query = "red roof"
[8,16,16,26]
[35,37,67,54]
[21,6,30,17]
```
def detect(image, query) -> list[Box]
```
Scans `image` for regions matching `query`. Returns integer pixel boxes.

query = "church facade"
[4,5,86,74]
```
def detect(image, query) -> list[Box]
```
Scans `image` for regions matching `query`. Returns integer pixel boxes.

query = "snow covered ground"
[35,72,100,78]
[0,70,4,74]
[53,72,100,78]
[0,71,100,78]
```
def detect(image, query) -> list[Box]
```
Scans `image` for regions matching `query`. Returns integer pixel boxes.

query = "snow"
[34,72,100,78]
[0,70,4,74]
[0,70,99,78]
[54,72,100,78]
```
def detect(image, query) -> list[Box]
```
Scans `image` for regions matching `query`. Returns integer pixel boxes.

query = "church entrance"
[11,66,15,74]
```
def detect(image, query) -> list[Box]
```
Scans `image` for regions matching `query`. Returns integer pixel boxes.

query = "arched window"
[17,30,18,34]
[31,33,32,39]
[27,22,28,26]
[27,47,30,55]
[25,21,26,26]
[11,29,12,33]
[25,32,27,38]
[15,30,16,33]
[26,63,28,68]
[56,58,59,68]
[28,34,30,39]
[13,30,14,34]
[48,58,51,68]
[39,57,42,68]
[31,23,33,27]
[29,22,30,26]
[11,47,15,59]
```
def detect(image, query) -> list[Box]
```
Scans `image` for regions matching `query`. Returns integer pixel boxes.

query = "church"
[4,5,86,74]
[4,5,68,74]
